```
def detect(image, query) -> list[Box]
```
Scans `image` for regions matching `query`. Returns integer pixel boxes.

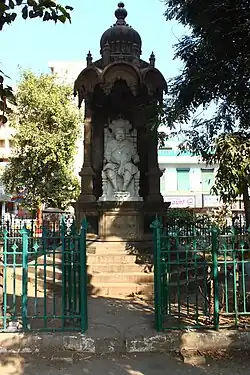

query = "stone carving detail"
[102,71,138,96]
[99,118,142,202]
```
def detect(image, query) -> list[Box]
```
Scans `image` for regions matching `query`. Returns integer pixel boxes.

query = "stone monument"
[74,2,169,241]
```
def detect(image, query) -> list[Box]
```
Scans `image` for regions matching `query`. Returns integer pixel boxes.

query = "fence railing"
[0,214,74,238]
[151,218,250,331]
[0,218,88,333]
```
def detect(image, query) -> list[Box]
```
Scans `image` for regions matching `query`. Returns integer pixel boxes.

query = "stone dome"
[100,2,142,56]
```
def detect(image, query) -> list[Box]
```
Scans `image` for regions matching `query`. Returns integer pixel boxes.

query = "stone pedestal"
[97,202,144,241]
[75,200,170,240]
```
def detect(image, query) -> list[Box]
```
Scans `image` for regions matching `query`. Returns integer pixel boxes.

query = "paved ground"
[1,352,250,375]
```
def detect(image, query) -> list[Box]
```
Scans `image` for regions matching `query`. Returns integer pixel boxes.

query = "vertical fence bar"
[2,230,8,330]
[71,222,77,315]
[21,227,29,330]
[79,219,88,332]
[12,241,17,321]
[212,228,219,330]
[241,242,246,313]
[151,218,163,331]
[232,235,239,327]
[43,230,47,329]
[61,218,67,329]
[34,241,38,317]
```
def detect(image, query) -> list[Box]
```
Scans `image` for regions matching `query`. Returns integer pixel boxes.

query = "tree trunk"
[243,185,250,228]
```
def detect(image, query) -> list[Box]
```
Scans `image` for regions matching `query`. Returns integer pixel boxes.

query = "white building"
[0,121,17,217]
[158,137,244,214]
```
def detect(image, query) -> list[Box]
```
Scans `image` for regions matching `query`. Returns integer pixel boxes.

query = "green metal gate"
[152,217,250,331]
[0,218,88,332]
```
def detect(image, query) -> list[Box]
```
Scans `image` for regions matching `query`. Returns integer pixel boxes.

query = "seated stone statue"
[99,119,142,201]
[104,127,139,191]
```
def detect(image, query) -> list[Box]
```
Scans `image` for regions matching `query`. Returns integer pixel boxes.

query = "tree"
[162,0,250,226]
[0,0,73,119]
[2,71,81,210]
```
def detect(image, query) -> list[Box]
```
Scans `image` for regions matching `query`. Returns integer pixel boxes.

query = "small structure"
[74,2,169,241]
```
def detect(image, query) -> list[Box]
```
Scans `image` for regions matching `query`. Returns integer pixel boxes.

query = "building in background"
[158,137,244,217]
[0,121,18,217]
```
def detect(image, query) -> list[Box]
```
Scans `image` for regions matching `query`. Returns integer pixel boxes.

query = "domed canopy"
[100,2,142,57]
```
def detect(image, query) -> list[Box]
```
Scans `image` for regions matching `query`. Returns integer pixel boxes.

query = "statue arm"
[104,143,112,163]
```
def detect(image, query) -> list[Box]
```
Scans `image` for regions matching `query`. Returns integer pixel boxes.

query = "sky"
[0,0,186,86]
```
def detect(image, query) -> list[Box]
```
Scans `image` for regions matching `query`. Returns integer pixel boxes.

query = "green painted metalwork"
[152,217,250,331]
[0,216,88,333]
[211,228,219,330]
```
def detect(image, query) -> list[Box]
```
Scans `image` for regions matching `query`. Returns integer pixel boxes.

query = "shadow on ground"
[2,350,250,375]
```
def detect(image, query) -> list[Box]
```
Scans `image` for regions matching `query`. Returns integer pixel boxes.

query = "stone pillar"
[78,100,96,203]
[146,130,163,202]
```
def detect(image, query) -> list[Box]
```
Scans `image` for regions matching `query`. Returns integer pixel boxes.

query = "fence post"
[80,219,88,333]
[60,216,67,328]
[1,230,8,329]
[212,227,219,330]
[21,227,29,330]
[151,217,163,331]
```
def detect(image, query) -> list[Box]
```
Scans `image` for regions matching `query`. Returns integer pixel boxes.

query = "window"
[0,140,5,148]
[201,169,214,192]
[177,168,190,191]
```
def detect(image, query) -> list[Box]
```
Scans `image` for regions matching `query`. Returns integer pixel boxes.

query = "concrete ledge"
[1,328,250,354]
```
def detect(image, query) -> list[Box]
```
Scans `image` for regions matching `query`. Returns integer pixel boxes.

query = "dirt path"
[0,352,250,375]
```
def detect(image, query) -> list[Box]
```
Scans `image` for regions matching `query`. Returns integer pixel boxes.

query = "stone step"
[25,262,148,280]
[87,254,137,264]
[35,256,62,266]
[87,263,146,273]
[14,273,62,293]
[27,265,62,280]
[89,272,153,284]
[89,282,154,297]
[86,240,153,254]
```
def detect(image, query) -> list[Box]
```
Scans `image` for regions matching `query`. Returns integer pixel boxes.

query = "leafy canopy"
[2,71,81,210]
[0,0,73,30]
[162,0,250,221]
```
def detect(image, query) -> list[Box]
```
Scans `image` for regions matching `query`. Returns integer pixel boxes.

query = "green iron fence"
[0,218,88,333]
[0,214,74,238]
[151,217,250,331]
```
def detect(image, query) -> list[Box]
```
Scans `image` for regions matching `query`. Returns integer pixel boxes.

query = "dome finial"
[115,2,127,25]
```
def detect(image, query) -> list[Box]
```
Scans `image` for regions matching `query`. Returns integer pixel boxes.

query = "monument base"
[98,201,144,241]
[75,198,170,241]
[98,191,143,202]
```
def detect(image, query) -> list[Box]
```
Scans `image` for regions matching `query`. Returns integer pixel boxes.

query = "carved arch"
[101,62,142,96]
[74,66,102,107]
[141,67,168,98]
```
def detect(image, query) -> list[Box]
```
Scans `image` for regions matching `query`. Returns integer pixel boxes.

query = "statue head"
[114,127,125,141]
[109,118,132,134]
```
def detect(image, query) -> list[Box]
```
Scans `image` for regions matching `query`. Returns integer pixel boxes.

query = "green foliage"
[204,205,232,230]
[165,208,195,226]
[161,0,250,223]
[0,0,73,30]
[211,134,250,200]
[2,71,81,210]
